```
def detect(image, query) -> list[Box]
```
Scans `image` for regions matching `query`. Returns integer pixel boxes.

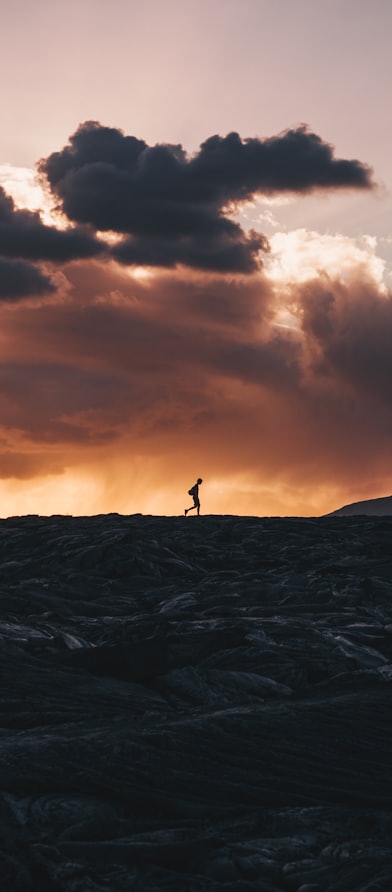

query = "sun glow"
[0,473,105,519]
[128,266,154,281]
[0,470,334,519]
[0,163,63,226]
[265,229,387,288]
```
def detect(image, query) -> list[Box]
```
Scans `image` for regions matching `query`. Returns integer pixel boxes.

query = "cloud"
[38,121,374,273]
[112,228,267,273]
[296,275,392,405]
[0,165,46,214]
[0,187,104,263]
[190,126,374,195]
[0,247,391,517]
[0,123,388,515]
[266,230,386,287]
[0,257,55,300]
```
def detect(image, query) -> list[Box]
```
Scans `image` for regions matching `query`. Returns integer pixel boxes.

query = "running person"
[184,478,203,516]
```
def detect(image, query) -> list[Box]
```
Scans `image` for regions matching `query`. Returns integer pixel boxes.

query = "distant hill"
[328,494,392,516]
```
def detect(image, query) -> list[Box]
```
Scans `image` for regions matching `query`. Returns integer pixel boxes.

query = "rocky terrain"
[329,494,392,516]
[1,512,392,890]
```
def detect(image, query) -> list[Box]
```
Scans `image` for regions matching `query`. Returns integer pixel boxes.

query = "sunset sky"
[0,0,391,517]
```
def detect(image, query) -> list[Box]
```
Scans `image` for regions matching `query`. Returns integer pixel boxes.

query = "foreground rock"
[0,512,392,890]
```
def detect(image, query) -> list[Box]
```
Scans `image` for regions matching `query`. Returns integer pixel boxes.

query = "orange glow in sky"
[0,1,392,517]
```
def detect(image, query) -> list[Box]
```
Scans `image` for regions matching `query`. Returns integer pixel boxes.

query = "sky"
[0,0,391,517]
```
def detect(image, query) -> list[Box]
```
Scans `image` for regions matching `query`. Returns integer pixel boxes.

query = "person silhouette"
[185,478,203,516]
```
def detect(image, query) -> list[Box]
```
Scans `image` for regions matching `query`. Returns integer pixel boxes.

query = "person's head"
[197,478,203,484]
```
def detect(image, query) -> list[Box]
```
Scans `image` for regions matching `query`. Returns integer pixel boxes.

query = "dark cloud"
[0,358,124,442]
[112,228,268,273]
[296,276,392,403]
[0,257,55,300]
[39,121,374,273]
[192,127,374,196]
[0,187,103,263]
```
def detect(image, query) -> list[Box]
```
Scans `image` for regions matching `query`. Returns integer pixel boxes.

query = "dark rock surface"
[1,512,392,890]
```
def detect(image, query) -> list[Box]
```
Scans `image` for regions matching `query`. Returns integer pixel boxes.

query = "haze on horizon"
[0,0,391,519]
